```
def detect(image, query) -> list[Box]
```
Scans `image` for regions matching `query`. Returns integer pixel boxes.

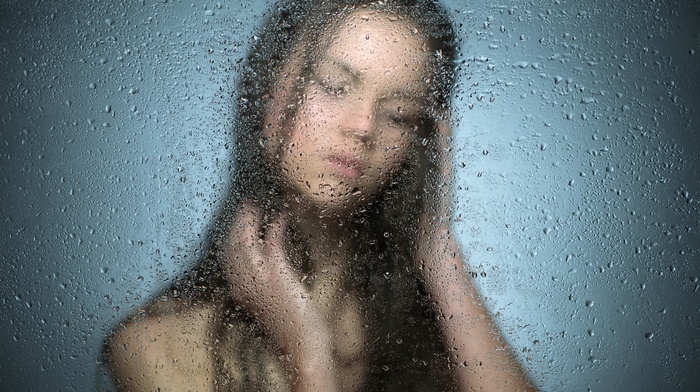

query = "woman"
[105,0,536,391]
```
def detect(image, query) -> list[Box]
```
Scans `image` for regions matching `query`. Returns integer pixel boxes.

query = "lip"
[325,154,363,179]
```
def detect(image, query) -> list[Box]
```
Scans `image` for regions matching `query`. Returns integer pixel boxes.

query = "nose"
[343,98,376,143]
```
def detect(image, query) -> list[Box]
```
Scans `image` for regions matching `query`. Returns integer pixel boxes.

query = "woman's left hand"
[414,122,537,391]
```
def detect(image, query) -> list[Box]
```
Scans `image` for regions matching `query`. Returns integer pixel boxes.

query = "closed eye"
[312,68,354,97]
[318,77,350,96]
[386,107,419,128]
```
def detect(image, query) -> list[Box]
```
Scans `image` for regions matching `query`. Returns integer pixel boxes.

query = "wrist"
[291,344,337,392]
[293,334,333,366]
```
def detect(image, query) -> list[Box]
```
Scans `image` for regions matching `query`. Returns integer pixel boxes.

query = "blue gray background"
[1,0,698,390]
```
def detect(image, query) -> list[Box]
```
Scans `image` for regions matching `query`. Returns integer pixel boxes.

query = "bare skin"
[107,181,535,392]
[106,11,536,392]
[415,130,536,392]
[106,209,378,392]
[107,298,217,391]
[223,205,369,391]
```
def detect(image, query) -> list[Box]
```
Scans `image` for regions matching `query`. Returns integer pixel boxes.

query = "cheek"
[372,140,412,181]
[381,129,414,162]
[296,96,341,131]
[282,109,324,154]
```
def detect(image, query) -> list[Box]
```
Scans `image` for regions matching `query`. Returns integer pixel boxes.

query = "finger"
[436,118,452,138]
[230,202,263,249]
[225,204,267,307]
[433,121,454,218]
[265,211,299,280]
[266,210,289,251]
[224,203,267,283]
[435,120,454,178]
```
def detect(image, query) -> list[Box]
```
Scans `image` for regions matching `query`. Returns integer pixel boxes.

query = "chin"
[310,191,362,215]
[297,183,379,217]
[284,171,387,215]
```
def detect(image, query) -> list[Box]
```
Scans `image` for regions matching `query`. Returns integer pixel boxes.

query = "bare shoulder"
[106,295,220,392]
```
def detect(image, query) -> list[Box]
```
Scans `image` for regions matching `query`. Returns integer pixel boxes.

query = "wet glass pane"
[1,0,698,390]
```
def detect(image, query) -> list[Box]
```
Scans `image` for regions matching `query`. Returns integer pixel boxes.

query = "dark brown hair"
[178,0,457,306]
[172,1,459,388]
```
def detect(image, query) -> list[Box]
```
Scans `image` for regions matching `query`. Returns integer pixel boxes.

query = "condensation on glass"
[0,0,698,390]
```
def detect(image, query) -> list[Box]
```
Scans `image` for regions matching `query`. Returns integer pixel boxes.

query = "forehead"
[320,11,432,85]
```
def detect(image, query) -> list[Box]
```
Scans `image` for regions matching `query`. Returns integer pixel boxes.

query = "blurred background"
[1,0,698,390]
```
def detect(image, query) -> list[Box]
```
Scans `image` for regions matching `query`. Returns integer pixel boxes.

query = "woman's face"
[273,11,434,212]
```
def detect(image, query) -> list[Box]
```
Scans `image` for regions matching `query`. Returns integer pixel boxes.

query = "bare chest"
[217,295,368,392]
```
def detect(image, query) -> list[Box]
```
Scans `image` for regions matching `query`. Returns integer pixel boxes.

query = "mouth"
[325,154,363,179]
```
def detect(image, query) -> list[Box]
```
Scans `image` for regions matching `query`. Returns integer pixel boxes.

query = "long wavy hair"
[179,0,457,303]
[169,0,458,388]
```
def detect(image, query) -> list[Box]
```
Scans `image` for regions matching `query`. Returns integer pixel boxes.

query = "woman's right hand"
[222,203,338,392]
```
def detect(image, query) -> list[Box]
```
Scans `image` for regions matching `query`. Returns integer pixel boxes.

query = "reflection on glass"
[104,0,535,390]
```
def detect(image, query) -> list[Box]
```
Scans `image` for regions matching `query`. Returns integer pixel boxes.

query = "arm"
[418,227,536,391]
[416,123,536,391]
[222,204,338,392]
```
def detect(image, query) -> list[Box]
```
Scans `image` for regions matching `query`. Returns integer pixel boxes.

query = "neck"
[284,194,360,280]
